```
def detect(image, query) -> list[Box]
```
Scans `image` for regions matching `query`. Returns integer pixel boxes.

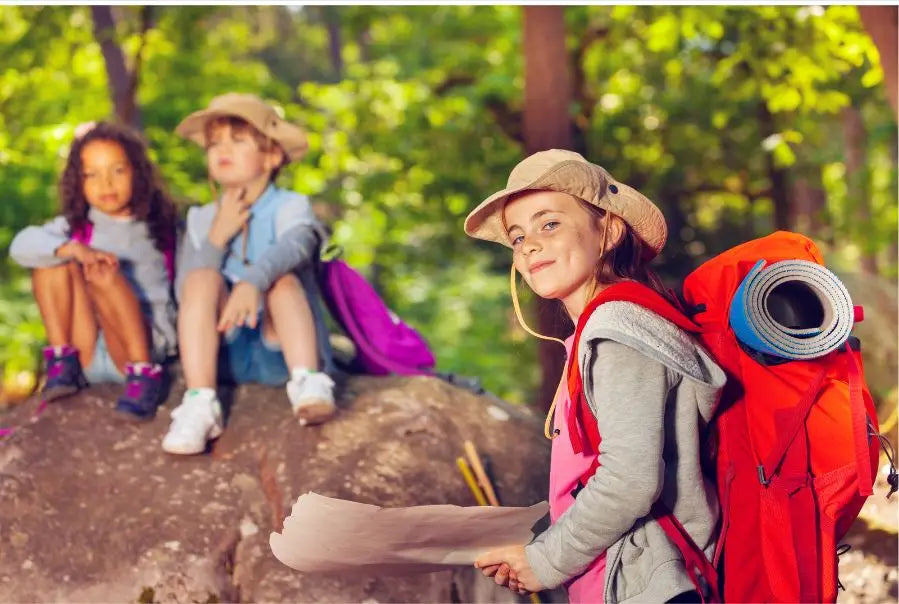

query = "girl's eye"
[542,220,560,231]
[510,234,524,246]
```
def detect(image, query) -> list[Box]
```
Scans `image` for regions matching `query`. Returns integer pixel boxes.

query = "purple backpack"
[319,257,435,376]
[71,221,175,283]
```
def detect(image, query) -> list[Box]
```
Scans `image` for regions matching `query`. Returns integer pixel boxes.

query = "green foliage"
[0,6,895,404]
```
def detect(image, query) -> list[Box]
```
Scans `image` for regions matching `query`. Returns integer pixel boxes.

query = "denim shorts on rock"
[84,332,125,384]
[219,323,290,386]
[83,331,168,385]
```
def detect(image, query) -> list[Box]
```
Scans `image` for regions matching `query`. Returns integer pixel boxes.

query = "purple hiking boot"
[41,346,87,402]
[115,363,167,421]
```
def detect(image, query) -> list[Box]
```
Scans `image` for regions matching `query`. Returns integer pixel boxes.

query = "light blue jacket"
[177,184,334,373]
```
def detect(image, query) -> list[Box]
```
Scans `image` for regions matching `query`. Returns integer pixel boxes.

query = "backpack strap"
[162,247,175,284]
[70,222,93,246]
[757,363,830,486]
[847,349,874,496]
[566,281,699,454]
[756,346,874,497]
[567,281,719,602]
[651,501,722,603]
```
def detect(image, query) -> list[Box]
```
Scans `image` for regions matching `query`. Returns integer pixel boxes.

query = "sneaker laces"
[45,351,81,384]
[291,371,335,399]
[47,359,64,379]
[124,376,145,400]
[171,391,220,425]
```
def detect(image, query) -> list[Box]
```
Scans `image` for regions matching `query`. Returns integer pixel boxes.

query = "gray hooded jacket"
[525,300,727,603]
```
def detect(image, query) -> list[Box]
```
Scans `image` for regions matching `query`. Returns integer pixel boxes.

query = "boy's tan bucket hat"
[464,149,667,258]
[175,92,308,162]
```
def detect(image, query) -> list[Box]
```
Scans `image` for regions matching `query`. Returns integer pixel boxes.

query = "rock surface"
[2,369,895,603]
[0,375,551,603]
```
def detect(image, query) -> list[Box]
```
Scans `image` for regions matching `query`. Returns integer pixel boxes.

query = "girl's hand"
[217,281,261,333]
[209,187,249,248]
[475,545,545,594]
[82,256,118,287]
[57,241,118,268]
[479,562,521,591]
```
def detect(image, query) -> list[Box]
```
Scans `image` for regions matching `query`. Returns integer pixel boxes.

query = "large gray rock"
[0,375,551,603]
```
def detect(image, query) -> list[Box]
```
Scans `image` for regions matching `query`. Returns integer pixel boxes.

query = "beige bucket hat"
[464,149,667,258]
[175,92,308,162]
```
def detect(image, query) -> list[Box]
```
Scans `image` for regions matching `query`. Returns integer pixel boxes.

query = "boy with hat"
[163,93,336,455]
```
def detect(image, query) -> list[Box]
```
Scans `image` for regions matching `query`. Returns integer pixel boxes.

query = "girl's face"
[206,123,280,188]
[504,190,607,318]
[80,139,134,218]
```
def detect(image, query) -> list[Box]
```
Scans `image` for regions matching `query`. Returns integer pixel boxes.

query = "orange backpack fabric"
[566,231,880,603]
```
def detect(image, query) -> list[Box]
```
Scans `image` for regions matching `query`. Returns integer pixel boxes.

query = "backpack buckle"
[757,465,770,486]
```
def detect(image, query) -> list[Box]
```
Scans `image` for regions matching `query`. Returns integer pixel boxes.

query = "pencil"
[456,457,488,506]
[464,440,500,507]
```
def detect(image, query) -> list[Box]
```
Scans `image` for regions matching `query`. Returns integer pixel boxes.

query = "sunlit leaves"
[0,4,894,401]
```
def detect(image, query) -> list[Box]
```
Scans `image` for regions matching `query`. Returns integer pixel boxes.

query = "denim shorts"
[83,332,125,384]
[218,325,290,386]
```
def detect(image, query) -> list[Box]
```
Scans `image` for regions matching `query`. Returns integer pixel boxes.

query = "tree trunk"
[858,6,898,120]
[90,6,141,129]
[789,176,827,238]
[888,127,898,270]
[323,6,343,81]
[757,103,791,231]
[842,106,878,274]
[522,6,574,411]
[523,7,574,153]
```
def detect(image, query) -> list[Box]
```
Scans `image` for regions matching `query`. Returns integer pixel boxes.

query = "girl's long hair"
[584,204,673,304]
[59,121,177,254]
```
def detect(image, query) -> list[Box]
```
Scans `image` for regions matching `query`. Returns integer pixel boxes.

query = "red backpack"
[566,231,893,602]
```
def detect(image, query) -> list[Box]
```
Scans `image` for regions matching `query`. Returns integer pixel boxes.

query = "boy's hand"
[475,545,544,594]
[57,241,119,269]
[217,281,261,333]
[209,187,249,248]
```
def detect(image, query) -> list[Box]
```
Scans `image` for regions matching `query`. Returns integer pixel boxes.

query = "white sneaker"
[161,388,224,455]
[286,369,337,426]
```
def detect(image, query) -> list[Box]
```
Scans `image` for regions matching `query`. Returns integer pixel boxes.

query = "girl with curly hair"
[10,121,178,420]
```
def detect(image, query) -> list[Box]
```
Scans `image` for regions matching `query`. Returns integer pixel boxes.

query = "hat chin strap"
[508,212,612,441]
[582,211,612,307]
[509,263,566,440]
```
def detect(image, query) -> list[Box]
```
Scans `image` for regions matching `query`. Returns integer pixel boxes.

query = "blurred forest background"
[0,5,896,412]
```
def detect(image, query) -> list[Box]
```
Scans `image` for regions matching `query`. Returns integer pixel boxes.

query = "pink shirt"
[548,336,606,603]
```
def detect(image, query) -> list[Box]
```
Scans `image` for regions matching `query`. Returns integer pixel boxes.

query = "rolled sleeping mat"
[728,259,855,360]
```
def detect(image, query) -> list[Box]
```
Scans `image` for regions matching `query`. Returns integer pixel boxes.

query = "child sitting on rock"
[163,93,335,455]
[10,121,178,419]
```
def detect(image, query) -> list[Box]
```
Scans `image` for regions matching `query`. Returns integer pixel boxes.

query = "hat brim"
[464,160,666,258]
[464,160,608,246]
[175,108,308,162]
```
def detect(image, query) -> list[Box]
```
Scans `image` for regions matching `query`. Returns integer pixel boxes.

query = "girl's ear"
[606,214,627,250]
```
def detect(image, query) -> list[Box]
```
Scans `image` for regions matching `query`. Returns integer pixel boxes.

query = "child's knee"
[33,262,76,280]
[266,273,303,300]
[185,267,223,287]
[83,263,121,290]
[181,269,224,298]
